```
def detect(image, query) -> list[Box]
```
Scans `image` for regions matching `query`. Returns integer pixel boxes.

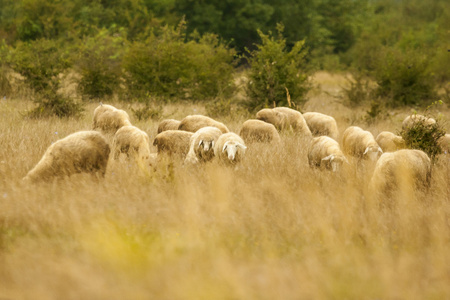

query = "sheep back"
[157,119,181,134]
[376,131,405,153]
[303,112,339,141]
[342,126,382,160]
[308,136,346,171]
[239,119,280,144]
[153,130,194,157]
[24,131,110,182]
[178,115,229,134]
[112,125,151,162]
[402,114,436,130]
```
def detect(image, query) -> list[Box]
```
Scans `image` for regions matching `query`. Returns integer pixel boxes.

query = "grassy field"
[1,73,450,299]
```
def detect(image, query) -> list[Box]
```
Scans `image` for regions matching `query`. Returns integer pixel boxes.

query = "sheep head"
[363,145,383,161]
[222,141,247,162]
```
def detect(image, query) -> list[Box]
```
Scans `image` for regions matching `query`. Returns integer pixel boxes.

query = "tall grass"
[1,99,450,299]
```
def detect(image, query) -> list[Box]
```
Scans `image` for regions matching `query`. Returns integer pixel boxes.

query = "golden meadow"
[1,73,450,299]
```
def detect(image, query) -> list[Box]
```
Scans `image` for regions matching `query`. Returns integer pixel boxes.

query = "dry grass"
[1,82,450,299]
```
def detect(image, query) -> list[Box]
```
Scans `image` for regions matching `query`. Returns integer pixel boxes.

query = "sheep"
[303,112,339,141]
[256,107,312,138]
[111,125,151,165]
[342,126,383,161]
[23,131,110,183]
[438,133,450,154]
[214,132,247,164]
[92,103,131,135]
[402,114,436,130]
[178,115,229,134]
[369,149,431,202]
[376,131,406,152]
[153,130,194,158]
[239,119,281,144]
[157,119,181,134]
[185,126,223,164]
[308,136,348,172]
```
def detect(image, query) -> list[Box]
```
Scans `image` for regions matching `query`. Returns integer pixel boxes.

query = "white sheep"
[185,126,223,164]
[178,115,229,134]
[402,114,436,130]
[153,130,194,158]
[256,107,312,138]
[342,126,383,161]
[92,103,131,135]
[112,125,151,165]
[308,136,348,172]
[239,119,281,144]
[214,132,247,164]
[157,119,181,134]
[303,112,339,141]
[23,131,110,183]
[438,134,450,154]
[369,149,431,201]
[376,131,405,153]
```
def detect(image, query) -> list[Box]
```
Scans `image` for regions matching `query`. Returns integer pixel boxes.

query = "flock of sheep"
[23,103,450,201]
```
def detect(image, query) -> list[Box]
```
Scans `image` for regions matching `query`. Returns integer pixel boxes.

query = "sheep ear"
[322,154,334,162]
[363,147,370,155]
[237,143,247,150]
[211,141,215,149]
[222,141,229,152]
[378,147,383,154]
[198,140,203,147]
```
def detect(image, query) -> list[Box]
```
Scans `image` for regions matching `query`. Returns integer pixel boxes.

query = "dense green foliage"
[245,25,309,111]
[0,0,448,117]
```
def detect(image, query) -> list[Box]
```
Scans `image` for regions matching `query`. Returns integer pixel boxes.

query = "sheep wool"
[23,131,110,182]
[157,119,181,134]
[112,125,151,164]
[214,132,247,164]
[376,131,405,153]
[178,115,229,134]
[303,112,339,141]
[185,126,223,164]
[239,119,280,144]
[256,107,312,138]
[153,130,194,158]
[342,126,382,161]
[369,149,431,201]
[308,136,347,172]
[402,114,436,130]
[92,103,131,135]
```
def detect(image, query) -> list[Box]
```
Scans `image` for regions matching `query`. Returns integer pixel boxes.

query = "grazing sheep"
[92,104,131,135]
[157,119,181,134]
[23,131,110,183]
[185,126,223,164]
[153,130,194,158]
[342,126,383,161]
[112,125,151,165]
[308,136,347,172]
[438,134,450,154]
[369,149,431,201]
[178,115,229,134]
[303,112,339,141]
[256,107,312,138]
[402,114,436,130]
[239,119,281,144]
[214,132,247,164]
[376,131,406,153]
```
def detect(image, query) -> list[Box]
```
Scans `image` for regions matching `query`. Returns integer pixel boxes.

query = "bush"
[244,24,310,112]
[6,38,71,93]
[373,47,437,107]
[123,19,236,101]
[342,73,373,107]
[75,28,127,99]
[399,109,446,162]
[27,83,84,118]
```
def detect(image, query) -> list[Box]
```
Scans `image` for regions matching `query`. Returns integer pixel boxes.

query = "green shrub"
[27,83,84,118]
[123,19,236,101]
[373,47,437,107]
[7,38,71,92]
[342,73,373,107]
[244,24,310,112]
[75,28,127,99]
[399,110,446,162]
